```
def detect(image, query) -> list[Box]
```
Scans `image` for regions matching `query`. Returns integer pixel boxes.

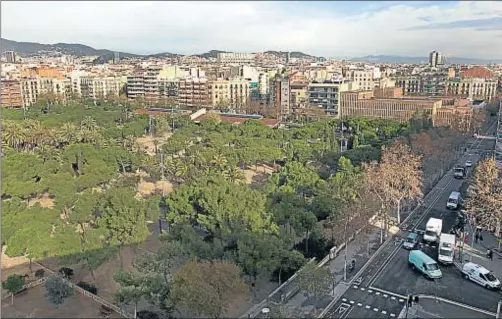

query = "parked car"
[465,160,473,167]
[403,232,419,250]
[462,262,501,290]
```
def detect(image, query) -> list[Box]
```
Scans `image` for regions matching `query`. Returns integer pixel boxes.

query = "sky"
[2,1,502,59]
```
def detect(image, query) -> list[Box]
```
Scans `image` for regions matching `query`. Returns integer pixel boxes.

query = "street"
[322,120,500,319]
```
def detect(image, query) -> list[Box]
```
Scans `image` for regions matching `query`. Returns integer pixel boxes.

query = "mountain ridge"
[1,38,318,60]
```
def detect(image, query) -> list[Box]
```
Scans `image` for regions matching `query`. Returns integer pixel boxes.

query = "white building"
[217,52,256,65]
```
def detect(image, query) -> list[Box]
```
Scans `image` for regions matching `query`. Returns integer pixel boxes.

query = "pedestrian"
[479,233,484,242]
[487,249,493,261]
[475,233,479,243]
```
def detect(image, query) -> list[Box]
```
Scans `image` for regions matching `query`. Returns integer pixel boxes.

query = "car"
[465,160,473,167]
[403,232,419,250]
[462,262,501,290]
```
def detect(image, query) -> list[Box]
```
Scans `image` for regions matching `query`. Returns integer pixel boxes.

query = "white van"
[462,262,501,290]
[423,218,442,243]
[446,191,461,210]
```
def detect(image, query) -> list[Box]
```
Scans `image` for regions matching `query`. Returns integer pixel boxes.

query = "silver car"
[465,161,473,167]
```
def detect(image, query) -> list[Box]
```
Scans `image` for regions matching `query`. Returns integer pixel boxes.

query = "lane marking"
[357,303,362,306]
[375,292,380,295]
[360,288,365,291]
[373,308,379,312]
[390,313,396,317]
[342,298,347,302]
[368,287,407,299]
[365,305,370,309]
[353,285,358,289]
[368,289,373,293]
[399,299,404,303]
[349,300,355,304]
[382,310,387,315]
[383,294,388,298]
[391,296,396,300]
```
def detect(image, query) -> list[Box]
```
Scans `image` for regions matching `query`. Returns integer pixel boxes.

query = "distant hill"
[193,50,227,59]
[264,50,318,59]
[349,55,502,65]
[0,38,178,59]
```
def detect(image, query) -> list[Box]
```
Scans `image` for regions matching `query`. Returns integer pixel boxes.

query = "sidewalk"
[461,232,502,279]
[405,297,495,318]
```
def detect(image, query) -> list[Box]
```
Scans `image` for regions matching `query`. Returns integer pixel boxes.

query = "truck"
[423,218,442,244]
[438,233,456,264]
[453,166,466,179]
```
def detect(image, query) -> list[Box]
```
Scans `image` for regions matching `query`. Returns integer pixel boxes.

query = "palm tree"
[81,116,98,132]
[58,123,78,145]
[211,154,227,172]
[2,122,26,150]
[225,166,246,184]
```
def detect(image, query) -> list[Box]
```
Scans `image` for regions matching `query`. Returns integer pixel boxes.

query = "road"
[322,120,499,319]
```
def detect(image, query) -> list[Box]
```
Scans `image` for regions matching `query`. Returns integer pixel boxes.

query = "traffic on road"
[322,121,500,319]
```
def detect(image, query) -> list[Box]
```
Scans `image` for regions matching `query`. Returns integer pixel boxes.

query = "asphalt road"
[322,120,499,319]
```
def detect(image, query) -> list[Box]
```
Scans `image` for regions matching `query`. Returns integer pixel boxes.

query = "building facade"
[429,51,444,67]
[340,90,443,123]
[178,77,210,109]
[308,79,357,117]
[217,52,256,65]
[1,79,23,108]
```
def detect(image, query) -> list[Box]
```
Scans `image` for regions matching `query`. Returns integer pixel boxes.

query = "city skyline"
[1,1,502,59]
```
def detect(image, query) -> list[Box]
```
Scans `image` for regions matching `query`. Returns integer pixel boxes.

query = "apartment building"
[429,51,444,68]
[38,77,71,97]
[346,69,375,91]
[20,78,39,107]
[446,66,498,101]
[269,73,291,119]
[126,74,145,100]
[217,52,256,65]
[340,90,442,123]
[21,66,66,80]
[158,79,179,102]
[308,79,358,117]
[289,73,308,109]
[77,76,122,100]
[208,77,250,107]
[5,51,17,63]
[178,77,210,109]
[395,72,448,96]
[144,67,161,103]
[1,79,23,108]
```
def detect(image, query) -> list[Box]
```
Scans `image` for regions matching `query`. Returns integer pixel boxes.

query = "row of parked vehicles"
[403,216,501,290]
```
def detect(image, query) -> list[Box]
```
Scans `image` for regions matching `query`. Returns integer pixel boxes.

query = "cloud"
[1,1,502,59]
[402,16,502,31]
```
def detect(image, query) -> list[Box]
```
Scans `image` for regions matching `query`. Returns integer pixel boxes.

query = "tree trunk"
[278,267,282,285]
[305,230,309,254]
[11,293,14,305]
[29,258,33,274]
[134,302,138,319]
[118,245,124,269]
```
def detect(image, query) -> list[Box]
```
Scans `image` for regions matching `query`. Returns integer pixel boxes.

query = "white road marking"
[382,310,387,314]
[342,298,347,302]
[399,299,404,303]
[390,313,396,317]
[373,308,379,312]
[360,287,365,291]
[357,303,362,306]
[353,285,358,289]
[368,289,373,293]
[365,305,370,309]
[350,300,355,304]
[383,294,388,298]
[391,296,396,300]
[375,292,380,295]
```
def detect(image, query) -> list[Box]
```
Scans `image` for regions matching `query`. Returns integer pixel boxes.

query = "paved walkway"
[406,297,495,318]
[461,231,502,279]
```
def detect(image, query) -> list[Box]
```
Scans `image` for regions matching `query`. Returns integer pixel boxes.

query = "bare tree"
[464,156,502,237]
[363,141,423,242]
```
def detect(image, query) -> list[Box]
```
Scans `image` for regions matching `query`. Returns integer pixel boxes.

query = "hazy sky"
[2,1,502,58]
